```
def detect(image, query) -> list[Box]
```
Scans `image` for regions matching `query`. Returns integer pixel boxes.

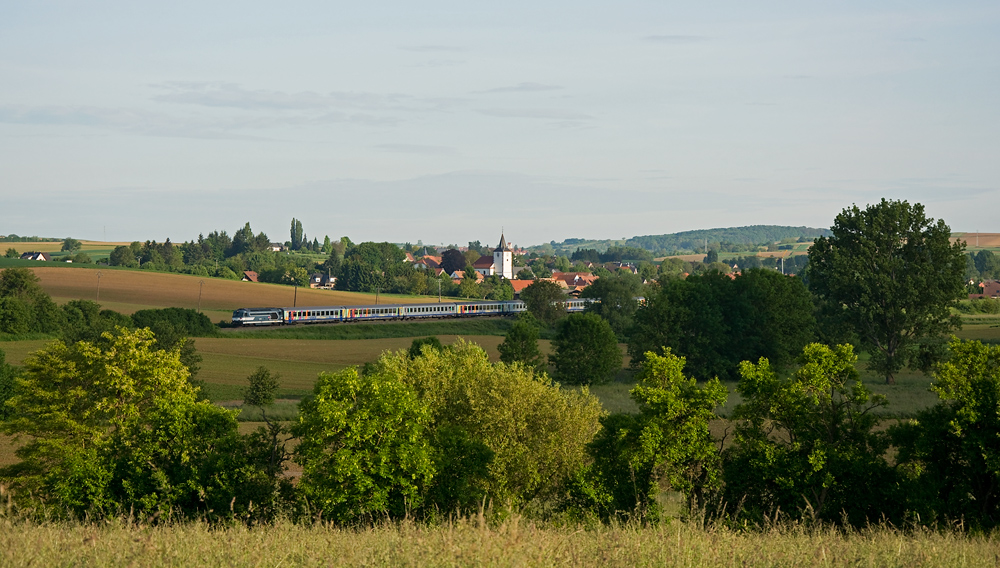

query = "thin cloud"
[376,143,458,156]
[0,103,399,138]
[151,82,412,111]
[475,82,563,94]
[479,108,593,120]
[644,34,708,43]
[399,45,467,53]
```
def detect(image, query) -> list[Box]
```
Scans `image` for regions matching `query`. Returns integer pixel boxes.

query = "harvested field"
[953,232,1000,249]
[28,267,438,313]
[0,240,127,257]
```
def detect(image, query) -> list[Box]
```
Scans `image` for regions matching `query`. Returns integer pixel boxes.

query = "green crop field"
[192,335,513,401]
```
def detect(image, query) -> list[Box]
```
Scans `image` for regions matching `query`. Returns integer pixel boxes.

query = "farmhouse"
[414,255,442,270]
[242,271,259,282]
[20,252,51,261]
[970,280,1000,299]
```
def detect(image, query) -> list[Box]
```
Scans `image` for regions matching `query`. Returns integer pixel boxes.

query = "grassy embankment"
[0,516,997,567]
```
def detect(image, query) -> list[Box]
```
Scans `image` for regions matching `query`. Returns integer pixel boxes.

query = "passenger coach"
[231,298,592,326]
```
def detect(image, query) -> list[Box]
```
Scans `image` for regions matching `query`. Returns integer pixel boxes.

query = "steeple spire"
[495,233,509,252]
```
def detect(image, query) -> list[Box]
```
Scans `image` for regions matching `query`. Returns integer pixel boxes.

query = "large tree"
[1,328,269,519]
[289,218,303,250]
[806,199,966,384]
[498,314,545,371]
[628,269,815,382]
[581,272,643,340]
[519,279,567,327]
[550,313,622,385]
[440,248,467,275]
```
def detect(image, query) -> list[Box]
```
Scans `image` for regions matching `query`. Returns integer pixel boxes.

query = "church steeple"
[493,232,513,279]
[495,233,509,253]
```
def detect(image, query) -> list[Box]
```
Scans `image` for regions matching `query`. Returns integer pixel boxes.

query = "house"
[451,270,484,282]
[414,255,442,270]
[472,255,496,276]
[19,252,51,261]
[510,279,535,298]
[404,252,415,263]
[267,243,285,252]
[970,280,1000,299]
[242,271,259,282]
[550,272,598,289]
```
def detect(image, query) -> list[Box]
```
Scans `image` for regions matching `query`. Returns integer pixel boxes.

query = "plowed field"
[29,267,437,313]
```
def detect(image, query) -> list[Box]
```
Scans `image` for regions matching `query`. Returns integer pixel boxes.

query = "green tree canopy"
[587,349,727,519]
[722,344,895,526]
[367,341,602,508]
[628,269,815,381]
[807,199,966,384]
[519,279,567,327]
[892,338,1000,528]
[293,367,435,522]
[498,314,545,371]
[550,313,622,385]
[60,237,82,252]
[581,272,643,339]
[1,328,264,519]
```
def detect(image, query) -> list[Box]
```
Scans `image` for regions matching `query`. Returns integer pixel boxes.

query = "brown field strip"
[1,241,130,255]
[953,232,1000,248]
[29,267,439,313]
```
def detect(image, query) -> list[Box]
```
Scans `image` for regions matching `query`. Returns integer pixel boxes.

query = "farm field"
[953,232,1000,251]
[1,517,997,567]
[193,335,515,400]
[26,266,438,314]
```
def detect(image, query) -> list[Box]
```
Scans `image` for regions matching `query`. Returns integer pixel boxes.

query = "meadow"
[0,516,997,567]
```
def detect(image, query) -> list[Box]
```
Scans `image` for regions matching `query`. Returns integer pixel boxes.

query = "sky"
[1,1,998,247]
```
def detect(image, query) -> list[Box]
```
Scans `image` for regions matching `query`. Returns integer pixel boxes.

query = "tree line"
[2,327,997,529]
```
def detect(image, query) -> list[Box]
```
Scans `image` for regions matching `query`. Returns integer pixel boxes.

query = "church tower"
[493,233,513,279]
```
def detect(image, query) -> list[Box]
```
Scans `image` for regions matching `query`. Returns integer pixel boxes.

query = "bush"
[0,328,271,520]
[131,307,216,337]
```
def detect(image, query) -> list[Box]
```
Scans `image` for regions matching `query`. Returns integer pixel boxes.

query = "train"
[231,298,595,326]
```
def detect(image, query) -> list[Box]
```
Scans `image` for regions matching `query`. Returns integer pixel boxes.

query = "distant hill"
[530,225,832,256]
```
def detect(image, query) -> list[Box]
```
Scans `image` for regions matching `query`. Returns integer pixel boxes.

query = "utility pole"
[438,279,442,303]
[197,280,204,312]
[293,284,298,307]
[96,271,102,301]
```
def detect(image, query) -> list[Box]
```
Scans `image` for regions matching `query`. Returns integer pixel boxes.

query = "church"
[472,234,514,279]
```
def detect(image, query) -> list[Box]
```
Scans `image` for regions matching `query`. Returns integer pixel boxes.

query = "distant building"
[415,255,442,270]
[267,243,285,252]
[242,271,259,282]
[970,280,1000,299]
[19,252,51,261]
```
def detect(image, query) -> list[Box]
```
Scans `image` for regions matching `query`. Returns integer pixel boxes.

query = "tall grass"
[0,515,996,567]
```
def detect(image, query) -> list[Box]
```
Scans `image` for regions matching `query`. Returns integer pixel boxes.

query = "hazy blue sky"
[2,1,997,246]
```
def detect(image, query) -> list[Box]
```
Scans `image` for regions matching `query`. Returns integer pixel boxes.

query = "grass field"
[0,517,996,567]
[193,335,513,401]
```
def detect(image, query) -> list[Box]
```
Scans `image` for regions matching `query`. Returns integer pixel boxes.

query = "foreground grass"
[0,517,997,567]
